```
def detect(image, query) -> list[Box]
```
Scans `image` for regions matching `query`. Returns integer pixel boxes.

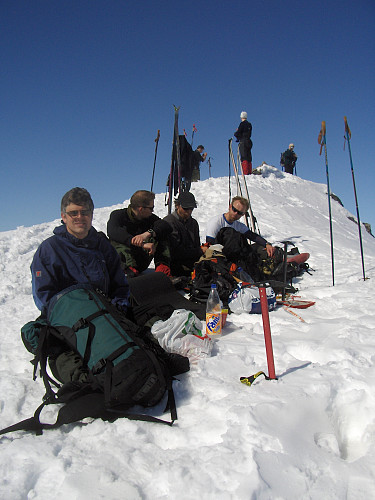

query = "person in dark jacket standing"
[191,145,207,183]
[107,190,172,278]
[31,187,130,315]
[234,111,253,175]
[163,192,204,277]
[280,143,297,174]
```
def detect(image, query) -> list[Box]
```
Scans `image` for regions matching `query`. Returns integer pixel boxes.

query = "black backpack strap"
[0,380,176,436]
[31,325,61,400]
[0,402,47,436]
[0,391,110,436]
[72,309,107,366]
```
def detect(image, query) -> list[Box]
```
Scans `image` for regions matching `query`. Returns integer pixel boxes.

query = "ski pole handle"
[318,121,326,155]
[344,116,351,138]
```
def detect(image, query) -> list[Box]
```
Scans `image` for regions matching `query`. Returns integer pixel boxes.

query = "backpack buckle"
[92,358,106,374]
[72,318,87,331]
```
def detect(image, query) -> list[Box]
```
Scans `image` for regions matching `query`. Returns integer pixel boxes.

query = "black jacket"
[234,120,252,142]
[191,149,205,170]
[163,211,203,272]
[31,225,129,313]
[107,206,172,245]
[281,149,297,167]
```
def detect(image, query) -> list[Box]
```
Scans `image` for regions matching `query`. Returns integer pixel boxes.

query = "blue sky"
[1,0,374,233]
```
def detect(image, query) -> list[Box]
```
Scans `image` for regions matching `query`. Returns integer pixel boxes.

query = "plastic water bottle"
[237,266,254,283]
[206,284,222,335]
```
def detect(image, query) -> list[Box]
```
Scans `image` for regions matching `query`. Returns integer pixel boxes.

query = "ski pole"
[229,139,242,197]
[167,107,179,214]
[237,145,258,233]
[231,141,251,229]
[207,156,212,178]
[229,139,244,213]
[318,121,335,286]
[228,140,232,206]
[228,139,251,230]
[150,130,160,191]
[191,124,197,148]
[344,117,366,281]
[173,105,182,194]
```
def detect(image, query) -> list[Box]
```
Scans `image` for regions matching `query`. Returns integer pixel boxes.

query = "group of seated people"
[31,187,276,318]
[107,189,276,279]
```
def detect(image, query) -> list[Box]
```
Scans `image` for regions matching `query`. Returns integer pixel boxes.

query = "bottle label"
[206,312,222,335]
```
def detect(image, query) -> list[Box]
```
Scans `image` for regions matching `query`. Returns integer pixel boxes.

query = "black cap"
[177,192,197,209]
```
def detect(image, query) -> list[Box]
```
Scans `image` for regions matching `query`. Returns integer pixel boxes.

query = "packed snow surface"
[1,166,374,499]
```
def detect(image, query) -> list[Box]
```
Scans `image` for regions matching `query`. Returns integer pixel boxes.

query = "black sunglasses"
[231,205,246,216]
[65,209,92,218]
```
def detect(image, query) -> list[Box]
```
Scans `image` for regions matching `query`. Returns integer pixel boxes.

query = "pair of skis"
[228,138,258,233]
[318,118,367,284]
[151,106,183,213]
[166,105,182,214]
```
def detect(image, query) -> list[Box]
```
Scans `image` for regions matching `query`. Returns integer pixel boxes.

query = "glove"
[155,264,171,276]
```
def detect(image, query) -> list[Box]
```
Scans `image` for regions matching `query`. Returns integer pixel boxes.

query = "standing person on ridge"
[191,145,207,183]
[234,111,253,175]
[280,143,298,174]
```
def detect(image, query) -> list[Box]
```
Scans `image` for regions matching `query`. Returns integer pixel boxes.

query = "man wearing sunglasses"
[107,190,172,278]
[31,187,130,315]
[206,196,275,257]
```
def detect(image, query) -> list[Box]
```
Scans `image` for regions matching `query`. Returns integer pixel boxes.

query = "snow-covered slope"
[1,166,374,499]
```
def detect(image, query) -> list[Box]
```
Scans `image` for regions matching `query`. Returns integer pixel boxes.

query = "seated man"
[31,187,130,383]
[206,196,275,257]
[107,190,172,278]
[163,192,204,277]
[31,187,129,315]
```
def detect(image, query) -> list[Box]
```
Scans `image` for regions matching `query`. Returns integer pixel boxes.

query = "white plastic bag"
[228,284,276,314]
[151,309,213,362]
[174,335,213,364]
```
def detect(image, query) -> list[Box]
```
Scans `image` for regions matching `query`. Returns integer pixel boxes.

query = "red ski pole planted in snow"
[259,286,277,380]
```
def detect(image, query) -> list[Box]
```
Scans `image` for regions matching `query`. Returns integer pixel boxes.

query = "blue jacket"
[31,224,129,314]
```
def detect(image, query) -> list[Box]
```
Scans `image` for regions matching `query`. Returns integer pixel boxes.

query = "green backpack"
[1,285,188,436]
